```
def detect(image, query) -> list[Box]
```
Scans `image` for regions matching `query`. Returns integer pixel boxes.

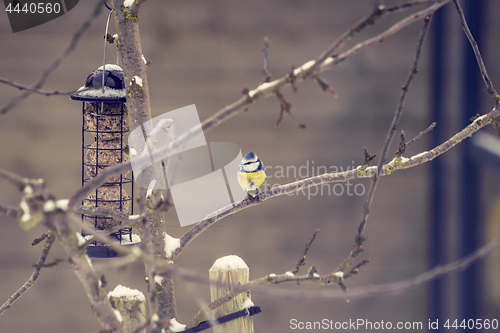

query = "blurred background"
[1,0,500,332]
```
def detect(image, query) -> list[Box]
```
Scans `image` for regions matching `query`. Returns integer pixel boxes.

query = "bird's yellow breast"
[238,170,266,191]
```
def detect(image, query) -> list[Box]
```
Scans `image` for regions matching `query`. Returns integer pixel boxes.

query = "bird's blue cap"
[243,152,257,161]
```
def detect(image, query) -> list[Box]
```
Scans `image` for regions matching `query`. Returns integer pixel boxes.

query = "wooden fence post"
[209,255,254,333]
[108,285,147,333]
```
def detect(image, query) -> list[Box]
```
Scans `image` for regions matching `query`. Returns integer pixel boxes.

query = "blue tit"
[237,152,266,199]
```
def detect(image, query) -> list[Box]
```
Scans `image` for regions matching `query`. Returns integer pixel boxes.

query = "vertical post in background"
[428,6,447,331]
[459,0,486,325]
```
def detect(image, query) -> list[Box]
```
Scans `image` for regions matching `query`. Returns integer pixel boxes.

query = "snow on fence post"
[108,285,147,333]
[209,255,254,333]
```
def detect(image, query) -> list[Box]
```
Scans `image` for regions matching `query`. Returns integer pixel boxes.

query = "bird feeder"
[71,65,136,258]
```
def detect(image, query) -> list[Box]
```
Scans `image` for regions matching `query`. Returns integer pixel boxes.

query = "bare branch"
[326,1,450,70]
[50,214,123,329]
[184,236,500,308]
[67,161,131,209]
[0,204,18,220]
[0,0,105,115]
[340,13,433,273]
[201,1,451,135]
[168,235,500,324]
[344,260,370,279]
[363,147,377,168]
[0,77,75,96]
[66,2,453,210]
[305,2,387,76]
[314,75,337,97]
[75,205,138,223]
[0,232,56,315]
[396,122,437,158]
[452,0,499,103]
[407,122,437,148]
[170,235,500,327]
[306,0,438,76]
[174,104,500,262]
[0,168,45,192]
[255,236,500,300]
[262,37,271,83]
[292,229,320,274]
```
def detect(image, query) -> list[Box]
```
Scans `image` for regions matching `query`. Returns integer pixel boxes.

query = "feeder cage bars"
[71,65,135,258]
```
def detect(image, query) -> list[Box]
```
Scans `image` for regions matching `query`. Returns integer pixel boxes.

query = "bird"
[237,152,266,200]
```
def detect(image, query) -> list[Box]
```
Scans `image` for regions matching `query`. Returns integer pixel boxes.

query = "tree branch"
[66,1,453,212]
[346,13,433,272]
[75,205,138,223]
[305,1,387,76]
[0,232,56,315]
[255,236,500,300]
[1,170,122,329]
[174,105,500,261]
[0,0,104,115]
[53,216,122,330]
[112,0,177,326]
[185,234,500,324]
[452,0,499,103]
[0,204,18,220]
[0,77,76,96]
[0,168,45,192]
[291,229,320,274]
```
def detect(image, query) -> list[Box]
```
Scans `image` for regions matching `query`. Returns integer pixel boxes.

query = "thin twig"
[0,77,76,96]
[171,237,500,316]
[344,260,370,279]
[184,281,215,330]
[172,104,500,261]
[68,161,132,209]
[0,168,44,192]
[0,232,56,315]
[292,229,320,274]
[262,37,271,83]
[385,0,436,13]
[75,205,138,223]
[165,234,500,326]
[39,258,66,268]
[0,0,104,115]
[406,121,437,148]
[66,2,451,210]
[227,234,499,305]
[396,130,407,157]
[31,233,49,246]
[305,3,388,76]
[396,122,436,157]
[452,0,499,103]
[363,147,377,168]
[64,100,500,265]
[202,1,450,134]
[252,236,500,300]
[66,213,139,256]
[326,1,450,71]
[306,0,436,77]
[339,14,433,273]
[0,204,18,219]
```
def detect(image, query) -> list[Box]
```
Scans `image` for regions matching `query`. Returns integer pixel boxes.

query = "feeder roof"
[71,64,126,102]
